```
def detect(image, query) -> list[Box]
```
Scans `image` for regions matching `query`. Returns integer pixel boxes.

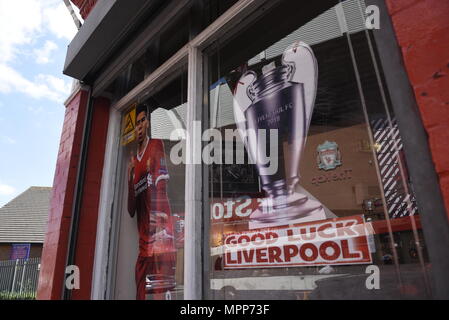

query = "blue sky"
[0,0,81,206]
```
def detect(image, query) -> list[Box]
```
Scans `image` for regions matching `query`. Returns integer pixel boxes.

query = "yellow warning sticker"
[121,104,136,145]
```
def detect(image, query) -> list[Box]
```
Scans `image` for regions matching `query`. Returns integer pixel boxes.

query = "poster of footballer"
[123,103,178,300]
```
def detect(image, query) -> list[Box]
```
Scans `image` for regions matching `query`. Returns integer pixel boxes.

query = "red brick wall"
[37,90,89,300]
[71,97,109,299]
[386,0,449,218]
[71,0,98,20]
[37,90,110,300]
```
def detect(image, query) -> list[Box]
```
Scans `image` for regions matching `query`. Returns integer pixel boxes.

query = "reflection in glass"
[207,0,432,300]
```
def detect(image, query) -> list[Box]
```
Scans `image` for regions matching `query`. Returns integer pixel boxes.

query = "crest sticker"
[317,141,342,171]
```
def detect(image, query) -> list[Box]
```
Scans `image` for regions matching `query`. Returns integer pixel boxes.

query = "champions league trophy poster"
[233,42,329,229]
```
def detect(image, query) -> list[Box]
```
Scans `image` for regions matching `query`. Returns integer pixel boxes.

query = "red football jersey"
[128,138,174,257]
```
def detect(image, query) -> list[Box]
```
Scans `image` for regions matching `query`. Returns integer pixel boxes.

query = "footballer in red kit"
[127,103,176,300]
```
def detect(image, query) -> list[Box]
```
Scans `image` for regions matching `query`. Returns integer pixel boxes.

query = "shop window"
[109,71,187,300]
[205,0,432,300]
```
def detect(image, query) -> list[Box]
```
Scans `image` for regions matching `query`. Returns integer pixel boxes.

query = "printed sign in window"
[10,243,31,260]
[223,215,372,269]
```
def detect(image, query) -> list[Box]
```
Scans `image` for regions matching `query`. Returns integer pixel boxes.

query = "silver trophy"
[233,42,326,228]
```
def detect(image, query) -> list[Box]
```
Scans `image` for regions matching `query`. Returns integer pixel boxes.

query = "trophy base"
[248,195,327,229]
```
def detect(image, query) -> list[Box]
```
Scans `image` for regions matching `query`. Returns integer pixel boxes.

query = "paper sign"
[122,104,136,145]
[10,243,31,260]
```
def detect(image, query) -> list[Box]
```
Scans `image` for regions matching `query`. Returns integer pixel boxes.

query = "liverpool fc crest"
[317,141,342,171]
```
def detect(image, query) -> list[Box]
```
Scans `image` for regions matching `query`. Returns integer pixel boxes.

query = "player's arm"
[127,155,136,217]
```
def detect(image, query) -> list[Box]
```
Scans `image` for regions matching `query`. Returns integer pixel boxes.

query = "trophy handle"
[233,71,258,163]
[282,41,318,133]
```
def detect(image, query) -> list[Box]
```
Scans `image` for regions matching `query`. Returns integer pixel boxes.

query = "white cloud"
[34,40,58,64]
[0,135,16,144]
[44,3,78,41]
[27,105,44,114]
[0,64,72,103]
[0,0,43,64]
[0,0,76,64]
[0,0,77,103]
[0,183,16,196]
[37,74,72,94]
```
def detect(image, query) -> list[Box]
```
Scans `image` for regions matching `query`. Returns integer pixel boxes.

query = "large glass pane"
[205,0,432,300]
[110,72,187,300]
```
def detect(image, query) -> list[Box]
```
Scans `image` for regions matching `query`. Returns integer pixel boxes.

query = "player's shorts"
[135,253,176,300]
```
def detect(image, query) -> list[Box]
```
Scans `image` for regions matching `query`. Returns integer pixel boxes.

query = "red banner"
[223,215,372,269]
